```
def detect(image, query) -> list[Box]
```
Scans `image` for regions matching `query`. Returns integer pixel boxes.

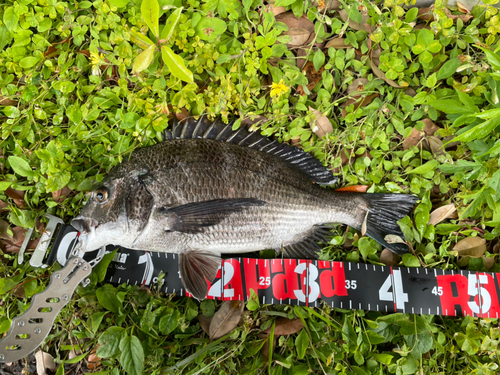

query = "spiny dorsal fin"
[281,226,332,259]
[163,115,338,185]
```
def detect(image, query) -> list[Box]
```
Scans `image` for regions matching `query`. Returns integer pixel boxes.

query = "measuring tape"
[47,224,500,318]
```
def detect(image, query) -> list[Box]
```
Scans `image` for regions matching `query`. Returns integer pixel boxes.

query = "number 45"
[432,286,443,296]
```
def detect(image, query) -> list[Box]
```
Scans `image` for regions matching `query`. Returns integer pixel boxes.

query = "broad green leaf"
[160,7,183,41]
[159,309,181,335]
[97,326,125,358]
[295,329,308,359]
[130,29,155,49]
[417,28,433,46]
[480,47,500,71]
[348,6,362,23]
[0,273,24,295]
[132,44,155,73]
[407,160,439,174]
[161,46,193,83]
[429,100,473,114]
[402,254,420,267]
[437,58,460,80]
[405,7,418,22]
[438,160,479,173]
[372,353,393,365]
[141,0,160,37]
[450,116,500,143]
[0,319,11,335]
[275,0,297,6]
[475,107,500,119]
[366,330,386,345]
[194,17,227,41]
[427,40,442,53]
[92,249,117,283]
[313,49,325,72]
[108,0,128,7]
[121,112,140,129]
[8,156,33,178]
[3,8,19,32]
[0,26,12,50]
[119,335,144,375]
[91,311,108,333]
[96,284,123,314]
[19,56,41,69]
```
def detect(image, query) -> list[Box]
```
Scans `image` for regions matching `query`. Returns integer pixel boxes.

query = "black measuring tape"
[49,224,500,318]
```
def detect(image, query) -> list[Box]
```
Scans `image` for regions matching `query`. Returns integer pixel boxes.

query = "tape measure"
[46,223,500,318]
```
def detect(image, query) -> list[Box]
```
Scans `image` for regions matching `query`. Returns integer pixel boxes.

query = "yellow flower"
[90,51,105,76]
[270,79,288,98]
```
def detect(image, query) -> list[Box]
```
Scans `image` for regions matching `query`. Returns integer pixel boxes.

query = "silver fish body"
[72,117,417,299]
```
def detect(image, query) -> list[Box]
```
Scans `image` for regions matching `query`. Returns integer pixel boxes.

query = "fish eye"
[94,188,109,203]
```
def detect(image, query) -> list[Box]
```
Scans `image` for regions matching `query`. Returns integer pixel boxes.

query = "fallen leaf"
[260,333,275,361]
[442,136,460,149]
[36,351,56,375]
[335,185,369,193]
[456,2,470,13]
[0,96,17,106]
[52,186,72,203]
[347,78,369,94]
[198,313,212,335]
[209,300,244,339]
[0,201,8,210]
[270,5,286,16]
[417,7,434,21]
[87,346,101,370]
[309,107,333,137]
[43,37,72,58]
[384,234,406,244]
[341,93,378,117]
[445,8,473,22]
[370,60,403,88]
[493,242,500,254]
[404,88,417,97]
[339,9,373,32]
[422,119,440,136]
[285,27,311,47]
[263,318,303,336]
[276,12,315,34]
[403,128,424,150]
[5,187,25,200]
[380,248,400,266]
[176,108,189,121]
[484,256,495,271]
[0,219,12,241]
[241,115,268,127]
[453,237,487,257]
[428,203,457,225]
[312,0,341,11]
[297,61,324,95]
[325,37,352,49]
[427,136,445,156]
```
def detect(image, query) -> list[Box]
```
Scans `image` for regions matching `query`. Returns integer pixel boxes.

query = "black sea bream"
[71,116,418,299]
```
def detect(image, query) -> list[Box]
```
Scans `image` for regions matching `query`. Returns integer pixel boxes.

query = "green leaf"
[437,58,460,80]
[480,47,500,71]
[121,112,140,129]
[348,6,362,23]
[313,49,325,72]
[108,0,129,7]
[407,160,439,174]
[405,7,418,22]
[275,0,297,5]
[417,28,433,46]
[92,249,117,283]
[119,335,144,375]
[449,116,500,143]
[194,17,227,41]
[96,284,123,314]
[161,46,193,83]
[372,353,393,365]
[295,329,308,359]
[132,44,155,73]
[19,56,41,69]
[130,29,155,49]
[438,160,479,173]
[8,156,33,178]
[0,273,24,295]
[3,8,19,32]
[91,311,108,333]
[141,0,160,37]
[160,7,183,41]
[158,309,181,335]
[97,326,125,358]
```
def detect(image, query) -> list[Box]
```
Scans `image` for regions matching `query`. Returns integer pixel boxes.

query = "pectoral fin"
[163,198,266,233]
[179,251,221,300]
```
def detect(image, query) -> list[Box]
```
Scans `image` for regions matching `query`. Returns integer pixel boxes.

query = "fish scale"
[71,116,418,299]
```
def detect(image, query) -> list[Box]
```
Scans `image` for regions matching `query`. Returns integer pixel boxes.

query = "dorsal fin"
[281,226,332,258]
[163,115,338,185]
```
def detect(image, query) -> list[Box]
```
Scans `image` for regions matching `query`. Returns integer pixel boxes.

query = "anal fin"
[179,251,221,300]
[282,226,332,259]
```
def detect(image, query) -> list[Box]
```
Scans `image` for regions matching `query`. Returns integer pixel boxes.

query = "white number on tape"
[207,263,235,298]
[259,276,271,286]
[379,270,408,310]
[431,286,443,296]
[294,263,320,303]
[345,280,357,290]
[467,274,491,314]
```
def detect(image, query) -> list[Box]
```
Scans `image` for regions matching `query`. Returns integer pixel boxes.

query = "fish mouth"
[71,217,98,235]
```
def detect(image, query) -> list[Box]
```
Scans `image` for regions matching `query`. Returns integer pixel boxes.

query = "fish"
[71,115,418,300]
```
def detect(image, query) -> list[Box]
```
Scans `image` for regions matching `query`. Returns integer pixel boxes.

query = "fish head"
[71,165,154,252]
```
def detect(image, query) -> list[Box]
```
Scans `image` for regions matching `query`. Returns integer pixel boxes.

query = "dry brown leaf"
[493,242,500,254]
[209,300,244,339]
[335,185,369,193]
[414,24,431,30]
[445,8,473,22]
[403,128,424,150]
[263,318,303,336]
[341,93,378,118]
[0,96,17,106]
[417,7,434,21]
[52,186,72,203]
[428,204,456,225]
[484,256,495,271]
[370,60,403,88]
[36,351,56,375]
[198,314,212,335]
[5,186,25,200]
[339,9,373,32]
[87,346,101,370]
[427,136,445,156]
[453,237,487,257]
[0,219,12,241]
[422,119,440,136]
[276,12,315,34]
[241,115,268,127]
[325,38,352,49]
[442,136,460,149]
[297,61,325,95]
[309,107,333,137]
[285,27,311,47]
[176,108,189,121]
[456,2,470,13]
[380,248,400,266]
[267,4,286,16]
[347,78,369,95]
[312,0,341,11]
[404,88,417,97]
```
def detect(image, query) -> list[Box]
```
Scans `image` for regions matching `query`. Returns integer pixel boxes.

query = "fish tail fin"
[361,194,418,255]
